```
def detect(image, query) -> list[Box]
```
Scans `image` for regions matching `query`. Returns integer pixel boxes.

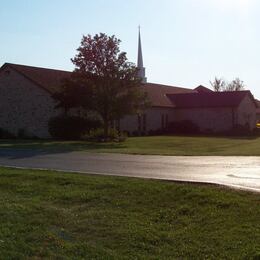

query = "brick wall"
[0,67,60,138]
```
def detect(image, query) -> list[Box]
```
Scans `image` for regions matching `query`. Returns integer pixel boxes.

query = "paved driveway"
[0,149,260,192]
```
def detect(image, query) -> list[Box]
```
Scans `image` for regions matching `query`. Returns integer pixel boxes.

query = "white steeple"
[137,26,147,83]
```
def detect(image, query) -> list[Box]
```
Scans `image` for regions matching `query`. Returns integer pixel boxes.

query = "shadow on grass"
[223,135,259,140]
[0,134,259,159]
[165,134,260,140]
[0,139,127,159]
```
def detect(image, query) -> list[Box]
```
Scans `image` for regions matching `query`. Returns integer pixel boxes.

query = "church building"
[0,31,257,138]
[120,29,257,135]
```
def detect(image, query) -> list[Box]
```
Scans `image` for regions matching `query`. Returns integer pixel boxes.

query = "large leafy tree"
[54,33,149,137]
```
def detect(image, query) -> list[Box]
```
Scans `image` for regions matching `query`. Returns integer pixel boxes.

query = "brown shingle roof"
[142,83,196,107]
[167,91,255,109]
[3,63,256,109]
[1,63,196,108]
[194,85,213,93]
[2,63,71,94]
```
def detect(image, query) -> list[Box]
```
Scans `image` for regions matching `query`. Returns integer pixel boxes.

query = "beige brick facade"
[0,63,257,138]
[0,66,59,138]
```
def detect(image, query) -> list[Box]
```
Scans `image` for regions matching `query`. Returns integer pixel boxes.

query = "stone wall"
[0,67,60,138]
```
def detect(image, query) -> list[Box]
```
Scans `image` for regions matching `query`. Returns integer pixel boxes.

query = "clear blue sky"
[1,0,260,98]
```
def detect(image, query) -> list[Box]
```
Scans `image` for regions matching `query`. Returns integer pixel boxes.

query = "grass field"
[0,167,259,259]
[0,135,260,155]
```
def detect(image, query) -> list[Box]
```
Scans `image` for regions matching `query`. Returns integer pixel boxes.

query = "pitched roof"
[2,63,71,94]
[194,85,213,93]
[167,91,254,109]
[141,83,196,107]
[2,63,257,109]
[1,63,196,108]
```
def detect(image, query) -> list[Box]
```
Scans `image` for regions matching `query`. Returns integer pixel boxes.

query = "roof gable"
[1,63,71,94]
[194,85,213,93]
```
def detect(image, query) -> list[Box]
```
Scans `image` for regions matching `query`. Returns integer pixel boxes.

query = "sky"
[1,0,260,98]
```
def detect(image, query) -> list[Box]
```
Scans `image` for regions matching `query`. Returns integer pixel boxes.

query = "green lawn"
[0,167,259,259]
[0,135,260,155]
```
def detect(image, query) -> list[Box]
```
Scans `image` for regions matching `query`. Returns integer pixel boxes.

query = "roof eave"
[1,63,54,95]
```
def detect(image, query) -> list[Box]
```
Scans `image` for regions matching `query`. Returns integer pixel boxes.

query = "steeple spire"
[137,26,147,83]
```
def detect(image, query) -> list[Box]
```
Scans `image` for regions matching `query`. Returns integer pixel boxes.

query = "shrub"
[228,124,252,136]
[48,115,101,140]
[147,129,164,136]
[166,120,200,134]
[253,127,260,136]
[18,129,27,139]
[84,128,118,141]
[131,130,147,137]
[131,130,139,137]
[0,128,16,139]
[118,131,128,142]
[84,128,128,142]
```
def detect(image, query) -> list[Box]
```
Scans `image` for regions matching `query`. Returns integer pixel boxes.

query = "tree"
[210,77,245,92]
[210,77,226,92]
[53,73,94,114]
[54,33,149,138]
[226,78,245,91]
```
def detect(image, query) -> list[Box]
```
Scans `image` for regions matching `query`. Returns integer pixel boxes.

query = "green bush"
[84,128,118,141]
[83,128,128,142]
[48,115,101,140]
[229,124,251,136]
[166,120,200,134]
[0,128,16,139]
[118,131,128,142]
[17,129,27,139]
